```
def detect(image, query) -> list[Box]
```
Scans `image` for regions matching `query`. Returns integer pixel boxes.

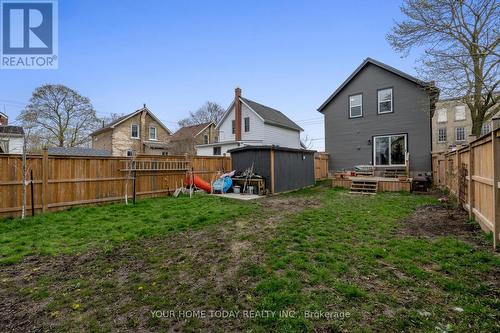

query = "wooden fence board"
[432,127,499,249]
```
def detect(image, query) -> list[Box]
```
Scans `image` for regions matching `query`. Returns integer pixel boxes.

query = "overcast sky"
[0,0,422,151]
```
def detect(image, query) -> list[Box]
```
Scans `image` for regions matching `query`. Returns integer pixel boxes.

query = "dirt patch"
[0,192,325,333]
[398,204,491,249]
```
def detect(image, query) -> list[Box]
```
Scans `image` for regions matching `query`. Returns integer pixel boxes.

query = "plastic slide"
[185,175,212,193]
[212,177,232,193]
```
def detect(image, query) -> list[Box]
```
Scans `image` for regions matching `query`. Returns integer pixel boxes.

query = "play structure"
[182,171,234,196]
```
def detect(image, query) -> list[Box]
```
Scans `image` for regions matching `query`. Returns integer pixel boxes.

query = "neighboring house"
[196,88,303,156]
[0,112,24,154]
[432,96,499,153]
[48,147,112,157]
[169,122,217,155]
[318,58,439,176]
[91,105,172,156]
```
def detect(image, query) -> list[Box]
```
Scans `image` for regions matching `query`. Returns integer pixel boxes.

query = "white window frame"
[149,126,157,140]
[373,134,407,167]
[126,149,133,157]
[437,109,447,123]
[454,106,466,121]
[349,94,363,118]
[455,127,466,142]
[377,88,393,114]
[437,128,447,143]
[481,123,492,136]
[203,134,209,144]
[131,124,139,139]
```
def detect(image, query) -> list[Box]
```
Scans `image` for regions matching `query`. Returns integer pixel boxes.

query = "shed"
[229,146,315,194]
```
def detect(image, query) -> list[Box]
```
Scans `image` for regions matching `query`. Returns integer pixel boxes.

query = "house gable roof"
[91,107,172,136]
[317,57,437,112]
[170,122,214,141]
[217,97,303,132]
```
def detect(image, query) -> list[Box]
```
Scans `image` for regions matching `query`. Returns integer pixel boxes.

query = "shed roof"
[228,145,315,154]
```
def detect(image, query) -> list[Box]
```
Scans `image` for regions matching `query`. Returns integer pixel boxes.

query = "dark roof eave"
[317,57,438,112]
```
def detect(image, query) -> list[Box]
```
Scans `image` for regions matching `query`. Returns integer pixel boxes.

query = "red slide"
[184,175,212,193]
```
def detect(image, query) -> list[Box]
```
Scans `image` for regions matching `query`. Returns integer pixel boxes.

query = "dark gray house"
[318,58,439,176]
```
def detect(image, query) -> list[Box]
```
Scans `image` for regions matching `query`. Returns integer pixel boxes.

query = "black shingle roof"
[0,125,24,135]
[241,97,303,131]
[48,147,111,156]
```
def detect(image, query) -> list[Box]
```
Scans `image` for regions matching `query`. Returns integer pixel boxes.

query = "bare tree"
[387,0,499,136]
[178,101,225,127]
[18,84,100,147]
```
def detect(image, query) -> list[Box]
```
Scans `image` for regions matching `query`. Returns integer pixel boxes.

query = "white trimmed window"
[373,134,407,166]
[149,126,157,140]
[454,106,466,121]
[455,127,466,141]
[437,109,447,123]
[481,123,492,136]
[126,149,133,157]
[204,134,209,144]
[349,94,362,118]
[377,88,393,114]
[438,128,447,143]
[131,124,139,138]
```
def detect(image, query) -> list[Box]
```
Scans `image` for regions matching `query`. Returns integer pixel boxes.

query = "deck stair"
[349,179,378,194]
[383,168,407,178]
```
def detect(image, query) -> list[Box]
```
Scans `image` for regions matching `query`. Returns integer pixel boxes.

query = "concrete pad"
[212,193,262,201]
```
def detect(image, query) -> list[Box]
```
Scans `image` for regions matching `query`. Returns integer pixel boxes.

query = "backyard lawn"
[0,185,498,332]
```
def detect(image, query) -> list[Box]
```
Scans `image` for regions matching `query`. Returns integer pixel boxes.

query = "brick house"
[90,105,172,156]
[169,122,217,155]
[432,96,499,153]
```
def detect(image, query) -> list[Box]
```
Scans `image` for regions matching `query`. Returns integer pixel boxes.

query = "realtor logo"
[1,0,58,69]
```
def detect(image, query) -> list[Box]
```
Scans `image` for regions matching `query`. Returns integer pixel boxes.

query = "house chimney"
[234,87,242,141]
[0,112,7,126]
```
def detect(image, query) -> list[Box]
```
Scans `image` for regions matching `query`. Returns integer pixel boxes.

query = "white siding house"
[196,88,303,156]
[0,125,25,154]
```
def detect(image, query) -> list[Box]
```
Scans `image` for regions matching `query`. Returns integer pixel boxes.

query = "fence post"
[41,148,49,212]
[467,144,474,220]
[492,128,499,250]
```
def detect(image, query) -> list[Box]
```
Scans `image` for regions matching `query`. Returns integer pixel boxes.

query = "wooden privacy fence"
[432,127,500,249]
[314,153,329,180]
[0,152,230,218]
[1,150,328,218]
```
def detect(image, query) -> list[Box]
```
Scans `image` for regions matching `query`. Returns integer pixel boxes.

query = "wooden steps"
[383,168,407,178]
[349,179,378,194]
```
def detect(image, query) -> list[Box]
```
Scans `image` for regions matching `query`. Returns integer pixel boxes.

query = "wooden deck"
[332,176,411,192]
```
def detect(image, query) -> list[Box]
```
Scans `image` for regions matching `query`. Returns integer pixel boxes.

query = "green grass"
[0,186,498,332]
[0,194,255,264]
[243,189,499,332]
